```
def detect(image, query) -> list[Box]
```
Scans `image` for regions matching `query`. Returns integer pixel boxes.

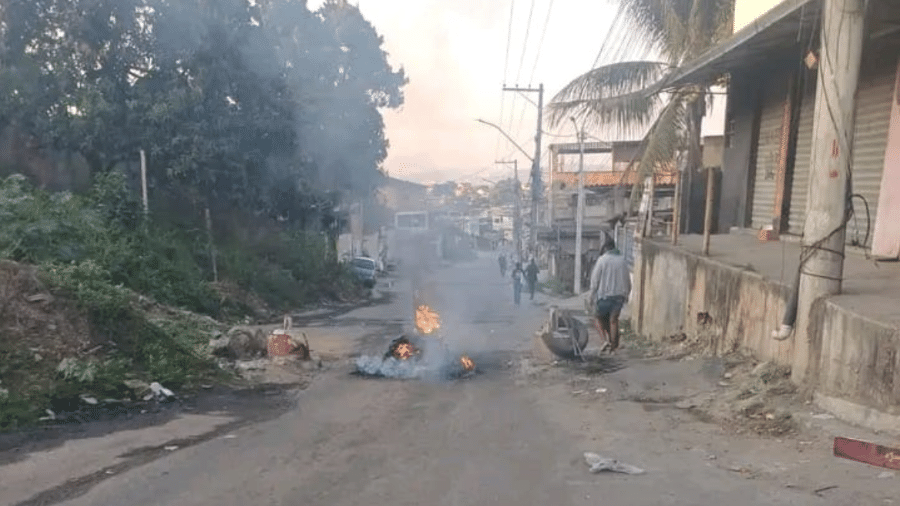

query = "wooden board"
[833,437,900,470]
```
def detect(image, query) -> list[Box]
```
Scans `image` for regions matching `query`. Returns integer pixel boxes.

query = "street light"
[475,119,533,162]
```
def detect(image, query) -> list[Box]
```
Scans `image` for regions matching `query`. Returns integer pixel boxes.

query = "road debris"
[149,382,175,400]
[584,452,646,475]
[164,445,179,451]
[878,471,896,479]
[814,485,838,497]
[80,395,98,405]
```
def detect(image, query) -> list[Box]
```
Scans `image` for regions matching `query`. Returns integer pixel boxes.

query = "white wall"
[734,0,784,31]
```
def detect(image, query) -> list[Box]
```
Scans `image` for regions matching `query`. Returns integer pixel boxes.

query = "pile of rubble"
[208,317,321,383]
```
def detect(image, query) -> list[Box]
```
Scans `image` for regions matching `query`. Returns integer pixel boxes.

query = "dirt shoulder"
[519,327,899,504]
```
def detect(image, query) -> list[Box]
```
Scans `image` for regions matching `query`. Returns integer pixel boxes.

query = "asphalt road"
[37,254,898,506]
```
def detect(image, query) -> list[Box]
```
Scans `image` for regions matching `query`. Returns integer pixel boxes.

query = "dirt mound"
[690,357,799,437]
[0,261,97,409]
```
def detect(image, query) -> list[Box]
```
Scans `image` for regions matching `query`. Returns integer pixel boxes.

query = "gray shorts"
[595,295,626,318]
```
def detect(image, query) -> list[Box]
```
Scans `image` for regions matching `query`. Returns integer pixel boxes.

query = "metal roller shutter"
[848,65,894,248]
[752,80,788,230]
[788,85,816,234]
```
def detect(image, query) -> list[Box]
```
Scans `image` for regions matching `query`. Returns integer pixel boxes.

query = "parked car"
[350,257,378,287]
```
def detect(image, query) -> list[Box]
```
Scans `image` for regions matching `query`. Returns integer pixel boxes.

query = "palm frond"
[616,95,686,211]
[547,88,663,136]
[614,0,693,63]
[550,61,673,105]
[686,0,736,60]
[635,94,685,181]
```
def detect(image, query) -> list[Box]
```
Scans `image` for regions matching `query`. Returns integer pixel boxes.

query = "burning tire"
[384,335,423,361]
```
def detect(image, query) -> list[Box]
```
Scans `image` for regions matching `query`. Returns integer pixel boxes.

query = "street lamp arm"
[476,119,534,162]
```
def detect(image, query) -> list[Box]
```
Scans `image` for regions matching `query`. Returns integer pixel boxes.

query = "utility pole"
[571,117,586,295]
[503,84,544,258]
[140,149,148,217]
[496,160,522,261]
[789,0,866,384]
[702,166,715,255]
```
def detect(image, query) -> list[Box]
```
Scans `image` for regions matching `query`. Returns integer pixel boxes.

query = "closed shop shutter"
[788,82,817,234]
[786,61,893,244]
[848,65,893,247]
[751,79,789,230]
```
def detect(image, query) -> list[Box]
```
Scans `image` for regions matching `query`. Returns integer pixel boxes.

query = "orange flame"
[394,342,417,360]
[415,305,441,335]
[460,355,475,372]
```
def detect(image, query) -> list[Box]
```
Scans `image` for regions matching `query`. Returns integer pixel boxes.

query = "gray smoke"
[355,338,473,380]
[354,355,428,379]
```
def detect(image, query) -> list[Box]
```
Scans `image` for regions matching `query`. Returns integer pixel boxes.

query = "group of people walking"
[497,253,539,306]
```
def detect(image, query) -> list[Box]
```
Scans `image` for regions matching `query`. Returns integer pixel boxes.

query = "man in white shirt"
[588,234,631,353]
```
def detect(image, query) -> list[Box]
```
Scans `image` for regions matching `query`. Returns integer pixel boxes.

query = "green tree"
[547,0,734,210]
[0,0,407,226]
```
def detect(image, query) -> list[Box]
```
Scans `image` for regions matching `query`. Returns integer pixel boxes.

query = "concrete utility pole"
[571,117,586,295]
[790,0,867,383]
[140,149,148,217]
[496,160,522,262]
[503,84,544,258]
[702,166,715,255]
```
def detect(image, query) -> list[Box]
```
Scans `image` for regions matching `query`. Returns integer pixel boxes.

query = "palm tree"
[547,0,735,214]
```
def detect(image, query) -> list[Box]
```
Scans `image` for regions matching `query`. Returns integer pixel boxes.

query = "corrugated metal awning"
[665,0,821,88]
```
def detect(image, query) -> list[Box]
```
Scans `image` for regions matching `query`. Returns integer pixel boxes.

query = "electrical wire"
[515,0,536,86]
[593,6,624,68]
[504,0,536,154]
[528,0,555,84]
[496,0,516,160]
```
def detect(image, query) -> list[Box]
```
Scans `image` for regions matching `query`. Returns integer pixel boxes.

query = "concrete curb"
[814,392,900,437]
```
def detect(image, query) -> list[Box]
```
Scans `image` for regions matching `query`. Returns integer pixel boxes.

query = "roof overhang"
[666,0,821,88]
[666,0,900,88]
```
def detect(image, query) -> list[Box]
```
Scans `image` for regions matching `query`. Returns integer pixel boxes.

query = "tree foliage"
[0,0,407,223]
[547,0,734,208]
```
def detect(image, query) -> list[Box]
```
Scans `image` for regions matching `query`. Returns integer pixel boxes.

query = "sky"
[307,0,781,186]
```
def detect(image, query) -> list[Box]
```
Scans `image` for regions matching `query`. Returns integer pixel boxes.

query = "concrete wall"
[814,300,900,419]
[634,238,900,424]
[634,240,794,365]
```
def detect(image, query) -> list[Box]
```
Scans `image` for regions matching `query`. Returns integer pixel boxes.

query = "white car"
[350,257,378,287]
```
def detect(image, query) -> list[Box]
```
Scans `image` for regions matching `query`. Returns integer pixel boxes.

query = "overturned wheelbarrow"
[539,307,589,360]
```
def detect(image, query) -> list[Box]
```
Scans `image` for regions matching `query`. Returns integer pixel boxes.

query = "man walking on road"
[525,258,539,300]
[588,235,631,354]
[511,262,525,306]
[498,253,507,278]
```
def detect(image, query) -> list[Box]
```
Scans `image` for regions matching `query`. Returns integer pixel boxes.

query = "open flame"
[394,342,416,360]
[415,305,441,335]
[460,355,475,372]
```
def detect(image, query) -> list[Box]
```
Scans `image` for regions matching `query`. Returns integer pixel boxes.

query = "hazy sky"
[306,0,781,185]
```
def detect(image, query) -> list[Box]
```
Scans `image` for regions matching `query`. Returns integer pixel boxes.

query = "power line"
[592,6,624,68]
[528,0,555,84]
[514,0,536,86]
[507,0,536,153]
[496,0,516,159]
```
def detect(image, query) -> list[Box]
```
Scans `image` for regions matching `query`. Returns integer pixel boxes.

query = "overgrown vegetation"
[0,173,361,430]
[0,0,404,431]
